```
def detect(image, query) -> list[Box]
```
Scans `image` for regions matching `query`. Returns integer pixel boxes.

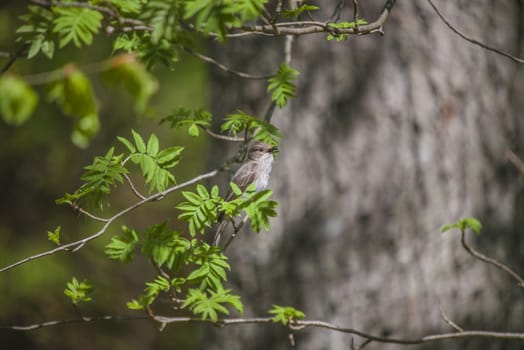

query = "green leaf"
[267,63,299,108]
[440,217,482,235]
[187,240,230,290]
[47,65,99,147]
[177,187,221,236]
[105,226,139,263]
[64,277,93,305]
[182,288,243,322]
[243,189,278,232]
[161,107,212,137]
[141,222,190,270]
[327,19,368,41]
[53,7,103,48]
[131,129,147,153]
[123,131,182,192]
[282,4,319,18]
[16,6,56,59]
[269,305,305,325]
[117,136,137,153]
[47,226,61,245]
[127,275,172,310]
[57,147,127,209]
[220,110,281,145]
[102,55,158,113]
[109,0,143,14]
[147,134,160,155]
[0,75,39,126]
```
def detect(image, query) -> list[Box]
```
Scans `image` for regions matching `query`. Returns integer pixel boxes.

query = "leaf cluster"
[184,0,268,40]
[177,185,222,236]
[56,147,127,209]
[161,107,212,137]
[269,305,305,325]
[56,131,182,209]
[281,4,319,19]
[440,217,482,235]
[0,75,38,126]
[267,63,299,108]
[327,19,368,41]
[105,222,242,320]
[64,277,94,305]
[221,110,281,145]
[17,5,103,59]
[119,130,184,192]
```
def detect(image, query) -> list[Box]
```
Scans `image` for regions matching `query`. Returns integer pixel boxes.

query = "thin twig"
[203,127,245,142]
[4,314,524,345]
[222,215,249,252]
[460,230,524,287]
[505,148,524,175]
[439,304,464,332]
[1,315,148,330]
[72,205,109,223]
[123,173,146,200]
[228,0,394,37]
[0,170,219,273]
[0,45,28,74]
[184,47,273,80]
[352,0,360,32]
[427,0,524,65]
[330,0,345,22]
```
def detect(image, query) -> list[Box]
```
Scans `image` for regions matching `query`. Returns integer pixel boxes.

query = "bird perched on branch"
[213,141,279,246]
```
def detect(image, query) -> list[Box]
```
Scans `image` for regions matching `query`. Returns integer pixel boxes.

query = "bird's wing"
[224,161,258,201]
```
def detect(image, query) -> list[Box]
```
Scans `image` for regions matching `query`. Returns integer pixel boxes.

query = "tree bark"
[208,1,524,349]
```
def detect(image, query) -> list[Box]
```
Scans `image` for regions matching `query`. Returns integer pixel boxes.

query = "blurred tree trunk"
[207,1,524,349]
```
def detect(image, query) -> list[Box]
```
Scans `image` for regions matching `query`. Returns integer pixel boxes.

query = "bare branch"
[439,304,464,332]
[460,230,524,287]
[6,314,524,345]
[123,173,146,200]
[427,0,524,65]
[0,45,28,75]
[184,47,273,80]
[352,0,360,32]
[72,205,109,223]
[1,315,148,330]
[0,170,219,273]
[203,127,245,142]
[505,148,524,175]
[330,0,345,22]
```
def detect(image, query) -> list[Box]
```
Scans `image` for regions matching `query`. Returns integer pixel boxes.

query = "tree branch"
[4,314,524,345]
[0,170,219,273]
[427,0,524,65]
[202,127,245,142]
[460,230,524,287]
[0,45,28,75]
[505,148,524,175]
[184,47,273,80]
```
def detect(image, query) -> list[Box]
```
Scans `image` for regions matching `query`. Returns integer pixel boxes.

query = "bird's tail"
[212,219,228,246]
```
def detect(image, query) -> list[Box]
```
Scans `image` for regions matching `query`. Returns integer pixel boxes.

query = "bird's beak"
[270,146,279,154]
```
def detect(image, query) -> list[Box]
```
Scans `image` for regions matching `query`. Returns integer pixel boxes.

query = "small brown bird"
[213,141,278,246]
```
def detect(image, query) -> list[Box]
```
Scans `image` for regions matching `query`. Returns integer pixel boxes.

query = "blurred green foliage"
[0,2,211,349]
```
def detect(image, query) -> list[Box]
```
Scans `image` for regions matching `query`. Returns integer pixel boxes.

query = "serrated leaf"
[53,7,103,48]
[131,129,146,153]
[117,136,136,153]
[64,277,93,305]
[147,134,159,155]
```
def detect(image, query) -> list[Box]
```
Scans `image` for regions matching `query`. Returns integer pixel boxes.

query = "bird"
[212,141,278,246]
